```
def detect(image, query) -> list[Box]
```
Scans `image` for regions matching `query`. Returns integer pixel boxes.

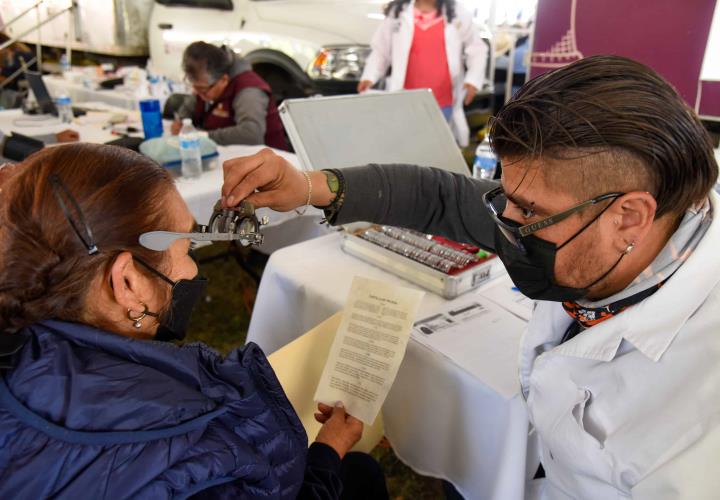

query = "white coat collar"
[540,191,719,363]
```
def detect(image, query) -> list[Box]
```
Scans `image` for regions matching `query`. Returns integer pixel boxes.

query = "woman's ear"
[108,252,155,312]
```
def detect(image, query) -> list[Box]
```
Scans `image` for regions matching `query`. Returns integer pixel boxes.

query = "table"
[0,108,332,254]
[247,233,531,500]
[44,75,143,112]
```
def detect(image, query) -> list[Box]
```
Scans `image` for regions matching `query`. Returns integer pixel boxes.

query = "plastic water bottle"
[179,119,202,179]
[56,95,73,123]
[59,53,70,75]
[472,135,498,180]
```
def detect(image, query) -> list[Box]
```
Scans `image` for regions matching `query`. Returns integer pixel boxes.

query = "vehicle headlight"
[308,45,371,81]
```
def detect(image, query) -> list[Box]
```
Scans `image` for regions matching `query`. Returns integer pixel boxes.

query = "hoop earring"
[127,304,149,328]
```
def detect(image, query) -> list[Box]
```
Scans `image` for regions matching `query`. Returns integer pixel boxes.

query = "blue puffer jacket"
[0,321,308,499]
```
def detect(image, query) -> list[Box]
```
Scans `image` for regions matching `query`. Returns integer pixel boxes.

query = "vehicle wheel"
[253,64,309,105]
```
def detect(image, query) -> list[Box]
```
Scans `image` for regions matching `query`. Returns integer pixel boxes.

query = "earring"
[127,304,149,328]
[624,242,635,255]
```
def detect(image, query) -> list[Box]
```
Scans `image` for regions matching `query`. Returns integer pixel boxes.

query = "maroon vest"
[193,71,288,151]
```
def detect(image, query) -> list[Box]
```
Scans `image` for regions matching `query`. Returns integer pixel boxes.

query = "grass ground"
[184,243,446,499]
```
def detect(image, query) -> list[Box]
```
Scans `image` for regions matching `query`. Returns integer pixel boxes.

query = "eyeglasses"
[184,76,220,94]
[482,186,624,251]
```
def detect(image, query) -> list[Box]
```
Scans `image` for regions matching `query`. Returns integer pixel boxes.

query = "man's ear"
[609,191,657,252]
[109,252,154,312]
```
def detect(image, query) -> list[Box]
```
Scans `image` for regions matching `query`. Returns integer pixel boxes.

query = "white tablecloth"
[44,75,142,111]
[0,109,331,253]
[247,233,531,500]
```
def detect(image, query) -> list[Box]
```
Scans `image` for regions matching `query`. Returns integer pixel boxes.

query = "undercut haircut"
[490,55,718,219]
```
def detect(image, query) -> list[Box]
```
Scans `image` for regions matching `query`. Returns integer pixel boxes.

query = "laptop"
[24,71,86,117]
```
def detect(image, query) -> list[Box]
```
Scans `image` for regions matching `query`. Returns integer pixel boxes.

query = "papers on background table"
[412,276,535,399]
[314,276,424,424]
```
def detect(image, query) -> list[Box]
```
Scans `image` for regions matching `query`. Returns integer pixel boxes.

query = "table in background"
[247,233,531,500]
[0,108,331,254]
[44,75,143,111]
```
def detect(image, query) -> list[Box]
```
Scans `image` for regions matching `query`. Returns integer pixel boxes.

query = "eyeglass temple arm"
[517,193,623,237]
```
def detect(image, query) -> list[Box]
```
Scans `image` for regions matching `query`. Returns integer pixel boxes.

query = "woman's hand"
[170,119,182,135]
[463,83,478,106]
[357,80,373,93]
[56,129,79,143]
[221,148,335,210]
[314,402,363,459]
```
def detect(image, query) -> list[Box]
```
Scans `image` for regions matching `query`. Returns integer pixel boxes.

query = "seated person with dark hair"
[172,41,288,150]
[0,144,387,499]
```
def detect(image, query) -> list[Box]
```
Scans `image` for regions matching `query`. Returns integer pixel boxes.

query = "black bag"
[2,132,44,162]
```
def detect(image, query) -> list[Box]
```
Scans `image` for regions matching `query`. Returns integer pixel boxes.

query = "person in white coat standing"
[358,0,488,147]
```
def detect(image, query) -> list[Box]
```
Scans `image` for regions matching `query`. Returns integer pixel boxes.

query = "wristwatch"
[315,169,346,223]
[323,170,341,196]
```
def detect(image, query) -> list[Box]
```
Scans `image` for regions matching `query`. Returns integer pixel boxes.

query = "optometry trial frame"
[139,199,268,251]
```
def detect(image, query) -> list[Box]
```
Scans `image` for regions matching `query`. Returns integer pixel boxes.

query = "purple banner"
[530,0,716,110]
[699,81,720,118]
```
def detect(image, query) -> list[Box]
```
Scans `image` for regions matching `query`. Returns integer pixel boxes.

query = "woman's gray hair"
[182,41,234,83]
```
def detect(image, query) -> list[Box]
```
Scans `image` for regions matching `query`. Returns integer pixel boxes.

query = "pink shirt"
[403,8,454,108]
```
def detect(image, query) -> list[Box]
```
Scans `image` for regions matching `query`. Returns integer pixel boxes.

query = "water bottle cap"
[182,118,192,125]
[56,95,71,105]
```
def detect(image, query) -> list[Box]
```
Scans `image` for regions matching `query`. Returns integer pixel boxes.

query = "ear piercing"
[624,242,635,255]
[127,304,150,328]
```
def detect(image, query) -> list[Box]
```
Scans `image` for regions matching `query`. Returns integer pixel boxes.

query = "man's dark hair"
[385,0,456,22]
[490,55,718,219]
[182,41,233,83]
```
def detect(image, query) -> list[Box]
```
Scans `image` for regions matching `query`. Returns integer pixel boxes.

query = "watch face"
[326,172,340,193]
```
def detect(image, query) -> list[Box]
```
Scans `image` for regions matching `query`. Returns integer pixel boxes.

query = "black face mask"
[494,211,626,302]
[134,257,208,341]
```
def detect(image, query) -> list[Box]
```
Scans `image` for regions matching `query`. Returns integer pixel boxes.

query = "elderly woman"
[172,42,288,150]
[0,144,387,499]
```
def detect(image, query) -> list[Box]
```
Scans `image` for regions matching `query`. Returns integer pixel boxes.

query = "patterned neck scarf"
[560,196,712,340]
[561,280,666,334]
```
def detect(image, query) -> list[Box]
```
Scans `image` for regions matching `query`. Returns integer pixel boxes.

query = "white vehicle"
[149,0,386,99]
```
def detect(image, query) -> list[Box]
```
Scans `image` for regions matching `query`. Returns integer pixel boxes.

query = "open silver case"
[279,90,500,299]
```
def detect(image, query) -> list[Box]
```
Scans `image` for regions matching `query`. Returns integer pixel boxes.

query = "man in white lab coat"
[220,55,720,499]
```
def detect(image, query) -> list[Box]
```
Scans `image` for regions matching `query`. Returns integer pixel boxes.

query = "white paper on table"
[314,275,424,424]
[412,296,528,399]
[478,274,535,321]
